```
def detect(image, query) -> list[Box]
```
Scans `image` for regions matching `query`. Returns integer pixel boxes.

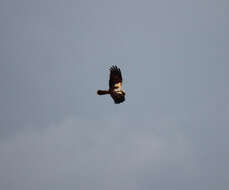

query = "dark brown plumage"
[97,65,125,104]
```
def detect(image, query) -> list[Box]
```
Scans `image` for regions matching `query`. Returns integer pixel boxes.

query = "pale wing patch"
[114,82,122,91]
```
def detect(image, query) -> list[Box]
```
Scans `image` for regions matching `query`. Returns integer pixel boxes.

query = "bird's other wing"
[111,92,125,104]
[109,65,122,90]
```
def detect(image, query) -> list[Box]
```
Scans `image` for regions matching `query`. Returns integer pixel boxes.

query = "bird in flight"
[97,65,125,104]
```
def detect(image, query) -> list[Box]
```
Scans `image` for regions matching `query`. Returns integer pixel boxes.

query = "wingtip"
[110,65,120,72]
[110,65,116,70]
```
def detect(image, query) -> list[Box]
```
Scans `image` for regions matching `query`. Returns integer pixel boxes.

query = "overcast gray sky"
[1,0,229,189]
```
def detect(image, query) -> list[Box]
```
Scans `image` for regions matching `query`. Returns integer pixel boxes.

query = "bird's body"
[97,66,125,104]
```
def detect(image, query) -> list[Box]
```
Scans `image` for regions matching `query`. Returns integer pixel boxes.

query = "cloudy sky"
[1,0,229,189]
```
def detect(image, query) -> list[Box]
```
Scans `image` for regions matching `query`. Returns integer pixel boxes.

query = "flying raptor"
[97,65,125,104]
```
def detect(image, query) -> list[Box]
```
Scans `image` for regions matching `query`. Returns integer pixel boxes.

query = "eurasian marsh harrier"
[97,65,125,104]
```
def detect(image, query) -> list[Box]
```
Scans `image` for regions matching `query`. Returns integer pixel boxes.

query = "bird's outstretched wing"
[110,91,125,104]
[109,65,122,91]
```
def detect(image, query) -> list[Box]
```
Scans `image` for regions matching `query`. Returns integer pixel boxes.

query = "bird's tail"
[97,90,110,95]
